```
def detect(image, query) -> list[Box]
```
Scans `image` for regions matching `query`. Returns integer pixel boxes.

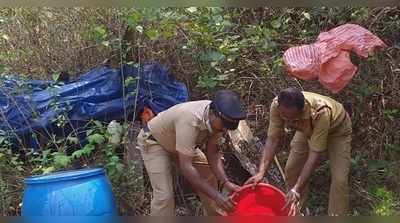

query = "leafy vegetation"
[0,7,399,215]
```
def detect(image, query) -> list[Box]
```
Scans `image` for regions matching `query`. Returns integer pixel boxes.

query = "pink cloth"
[283,24,387,93]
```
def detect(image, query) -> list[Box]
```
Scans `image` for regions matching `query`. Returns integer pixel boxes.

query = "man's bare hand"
[224,181,241,194]
[283,188,301,216]
[244,172,266,188]
[214,193,237,213]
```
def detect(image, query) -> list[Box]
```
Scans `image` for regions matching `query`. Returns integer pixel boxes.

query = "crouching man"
[137,90,246,216]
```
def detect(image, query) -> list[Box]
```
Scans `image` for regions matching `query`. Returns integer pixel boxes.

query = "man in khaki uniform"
[137,90,246,216]
[246,88,352,215]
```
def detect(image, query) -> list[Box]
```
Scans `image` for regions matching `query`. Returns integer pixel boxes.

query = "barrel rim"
[24,167,105,184]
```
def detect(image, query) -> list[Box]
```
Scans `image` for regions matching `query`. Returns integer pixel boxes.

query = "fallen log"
[227,120,259,176]
[227,120,286,187]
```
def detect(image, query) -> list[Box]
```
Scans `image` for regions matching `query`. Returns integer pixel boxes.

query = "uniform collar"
[202,103,213,133]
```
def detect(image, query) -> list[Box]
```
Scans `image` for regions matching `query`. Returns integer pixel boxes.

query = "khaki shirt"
[147,100,215,157]
[268,92,352,152]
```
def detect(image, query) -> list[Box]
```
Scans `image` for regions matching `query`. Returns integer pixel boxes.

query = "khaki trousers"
[284,131,352,216]
[137,129,221,216]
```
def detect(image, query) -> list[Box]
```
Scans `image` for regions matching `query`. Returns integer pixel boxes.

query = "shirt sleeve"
[267,99,285,139]
[174,118,199,157]
[309,110,331,152]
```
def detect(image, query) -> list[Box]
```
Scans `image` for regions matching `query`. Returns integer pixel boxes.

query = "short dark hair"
[278,88,305,110]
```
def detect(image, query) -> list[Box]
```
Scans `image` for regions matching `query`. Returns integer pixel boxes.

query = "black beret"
[211,90,246,130]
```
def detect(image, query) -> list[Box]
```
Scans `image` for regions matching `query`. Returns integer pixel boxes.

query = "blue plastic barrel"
[21,167,117,216]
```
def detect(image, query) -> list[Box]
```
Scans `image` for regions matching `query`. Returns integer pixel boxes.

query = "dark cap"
[210,90,246,130]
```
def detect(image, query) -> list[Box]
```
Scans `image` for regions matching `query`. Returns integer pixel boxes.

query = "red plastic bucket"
[227,183,289,216]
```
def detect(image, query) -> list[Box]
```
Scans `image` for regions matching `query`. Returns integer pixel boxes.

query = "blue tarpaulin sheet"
[0,63,189,150]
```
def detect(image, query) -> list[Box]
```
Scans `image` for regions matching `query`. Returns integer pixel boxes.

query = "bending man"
[246,88,352,216]
[137,90,246,215]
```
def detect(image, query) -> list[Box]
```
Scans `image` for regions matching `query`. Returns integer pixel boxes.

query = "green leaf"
[161,23,176,39]
[86,129,94,136]
[42,149,51,159]
[88,133,105,145]
[110,155,120,163]
[54,154,71,168]
[42,166,55,174]
[351,8,370,21]
[116,163,124,172]
[244,26,258,36]
[141,8,160,21]
[162,30,174,39]
[52,73,60,82]
[0,136,5,145]
[222,20,233,28]
[0,64,6,73]
[126,11,142,26]
[210,7,223,15]
[83,143,95,154]
[197,74,218,89]
[93,120,103,129]
[71,149,84,158]
[93,26,107,40]
[199,51,225,62]
[212,15,224,24]
[145,28,159,40]
[124,76,136,86]
[271,19,281,29]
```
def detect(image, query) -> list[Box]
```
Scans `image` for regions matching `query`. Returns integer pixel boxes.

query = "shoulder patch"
[312,104,330,120]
